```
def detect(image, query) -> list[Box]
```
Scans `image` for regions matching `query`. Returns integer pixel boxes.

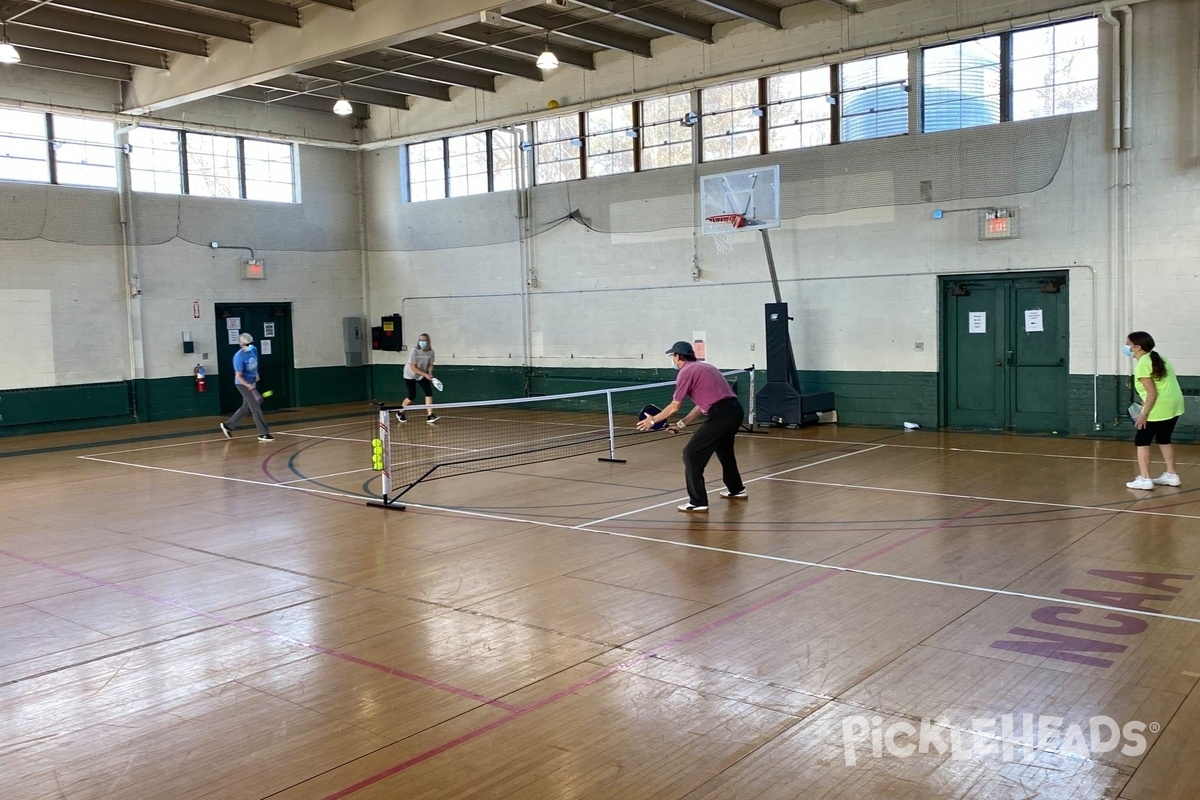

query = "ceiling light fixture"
[536,35,558,70]
[0,24,20,65]
[332,84,353,116]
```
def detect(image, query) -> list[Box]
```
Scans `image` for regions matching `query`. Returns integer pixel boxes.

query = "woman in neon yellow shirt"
[1125,331,1185,490]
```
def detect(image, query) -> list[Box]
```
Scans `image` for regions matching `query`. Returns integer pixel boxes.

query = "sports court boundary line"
[768,477,1200,521]
[582,444,883,526]
[0,546,523,713]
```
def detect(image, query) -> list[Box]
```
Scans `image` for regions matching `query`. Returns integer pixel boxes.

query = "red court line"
[0,547,522,713]
[322,501,994,799]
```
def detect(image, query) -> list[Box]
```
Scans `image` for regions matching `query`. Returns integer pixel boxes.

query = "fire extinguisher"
[194,364,206,393]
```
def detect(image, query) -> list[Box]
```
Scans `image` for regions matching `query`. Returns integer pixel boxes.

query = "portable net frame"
[371,367,755,508]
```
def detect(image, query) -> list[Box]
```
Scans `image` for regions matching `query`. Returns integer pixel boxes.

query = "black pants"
[683,397,745,506]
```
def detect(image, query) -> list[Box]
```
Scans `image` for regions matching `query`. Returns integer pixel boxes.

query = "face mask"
[418,341,428,349]
[1122,344,1134,358]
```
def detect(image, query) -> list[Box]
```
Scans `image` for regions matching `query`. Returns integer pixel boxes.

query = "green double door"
[213,303,294,414]
[942,273,1068,432]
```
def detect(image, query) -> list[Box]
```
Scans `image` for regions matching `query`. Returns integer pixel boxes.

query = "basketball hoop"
[705,212,746,254]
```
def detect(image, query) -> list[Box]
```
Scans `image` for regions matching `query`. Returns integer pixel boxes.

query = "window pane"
[534,114,581,184]
[129,126,183,193]
[1011,19,1098,121]
[840,53,909,141]
[406,139,446,201]
[447,131,489,197]
[701,79,761,161]
[51,115,117,188]
[492,127,520,191]
[586,103,634,177]
[185,132,239,198]
[922,37,1001,132]
[640,91,692,169]
[767,65,831,152]
[0,108,49,183]
[243,139,295,202]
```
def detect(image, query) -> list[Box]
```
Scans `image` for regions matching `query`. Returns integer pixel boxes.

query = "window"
[534,114,581,184]
[1012,19,1098,120]
[586,103,635,177]
[840,53,909,141]
[407,140,446,202]
[640,92,692,170]
[491,127,521,192]
[51,116,117,188]
[0,108,50,183]
[243,139,295,203]
[701,79,761,161]
[447,132,489,198]
[128,127,182,194]
[185,132,239,198]
[767,66,832,151]
[923,37,1001,132]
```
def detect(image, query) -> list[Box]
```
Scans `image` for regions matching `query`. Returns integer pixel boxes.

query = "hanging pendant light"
[0,23,20,65]
[332,84,353,116]
[536,34,558,70]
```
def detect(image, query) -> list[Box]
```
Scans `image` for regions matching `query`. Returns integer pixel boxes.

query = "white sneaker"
[677,503,708,512]
[1152,472,1181,487]
[1125,476,1154,490]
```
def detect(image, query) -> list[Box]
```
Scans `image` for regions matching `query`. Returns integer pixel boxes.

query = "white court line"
[396,501,1200,627]
[77,455,366,501]
[86,438,227,457]
[277,432,370,444]
[792,435,1200,466]
[76,447,1200,626]
[277,467,375,485]
[768,477,1200,521]
[583,444,884,527]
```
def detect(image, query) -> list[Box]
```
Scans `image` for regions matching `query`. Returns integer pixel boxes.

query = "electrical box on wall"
[373,314,403,351]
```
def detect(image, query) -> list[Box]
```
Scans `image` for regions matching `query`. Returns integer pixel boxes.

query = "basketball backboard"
[699,165,781,235]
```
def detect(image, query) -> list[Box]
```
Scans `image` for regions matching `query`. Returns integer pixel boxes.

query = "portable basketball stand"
[700,165,834,428]
[753,231,835,429]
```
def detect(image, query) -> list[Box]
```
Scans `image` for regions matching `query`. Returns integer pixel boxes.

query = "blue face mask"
[1122,344,1134,358]
[418,341,428,349]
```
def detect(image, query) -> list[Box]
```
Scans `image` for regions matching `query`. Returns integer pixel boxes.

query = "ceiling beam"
[820,0,862,12]
[446,23,595,70]
[3,50,132,81]
[341,52,496,91]
[47,0,254,42]
[255,76,410,110]
[569,0,714,43]
[171,0,300,27]
[501,7,654,57]
[693,0,782,29]
[124,0,545,113]
[14,6,209,56]
[305,0,355,9]
[223,85,372,117]
[297,64,451,101]
[389,38,543,81]
[7,24,169,69]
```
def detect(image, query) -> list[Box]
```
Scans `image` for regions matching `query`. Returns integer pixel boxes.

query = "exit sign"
[979,208,1018,240]
[242,259,266,279]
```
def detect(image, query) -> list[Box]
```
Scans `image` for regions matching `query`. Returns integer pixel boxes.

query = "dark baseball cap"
[665,341,695,356]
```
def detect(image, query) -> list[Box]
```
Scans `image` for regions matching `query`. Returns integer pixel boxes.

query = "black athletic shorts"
[1134,415,1179,447]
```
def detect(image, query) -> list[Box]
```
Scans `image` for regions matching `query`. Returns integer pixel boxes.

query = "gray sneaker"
[1152,472,1181,487]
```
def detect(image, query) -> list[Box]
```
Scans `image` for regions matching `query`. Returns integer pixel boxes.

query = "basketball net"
[705,213,746,255]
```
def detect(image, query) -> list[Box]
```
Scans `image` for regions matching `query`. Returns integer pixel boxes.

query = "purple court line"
[0,547,522,713]
[321,500,994,799]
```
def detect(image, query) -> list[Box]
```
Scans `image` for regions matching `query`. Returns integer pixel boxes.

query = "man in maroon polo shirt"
[637,341,747,512]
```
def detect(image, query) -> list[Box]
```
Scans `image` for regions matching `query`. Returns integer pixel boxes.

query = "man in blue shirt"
[219,332,273,441]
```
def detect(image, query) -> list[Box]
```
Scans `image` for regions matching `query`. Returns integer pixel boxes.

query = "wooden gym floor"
[2,404,1199,799]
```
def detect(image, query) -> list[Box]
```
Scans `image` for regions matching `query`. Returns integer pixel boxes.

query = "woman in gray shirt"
[400,332,438,423]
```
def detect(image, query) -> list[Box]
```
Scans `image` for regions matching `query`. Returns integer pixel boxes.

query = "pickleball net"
[371,367,755,507]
